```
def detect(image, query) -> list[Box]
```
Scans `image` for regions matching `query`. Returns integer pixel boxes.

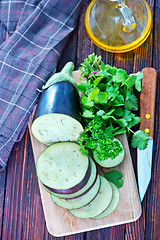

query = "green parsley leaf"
[127,115,141,128]
[102,170,124,189]
[93,76,103,87]
[100,61,106,71]
[106,65,117,76]
[81,95,94,108]
[98,92,108,104]
[123,109,132,122]
[77,80,88,93]
[131,130,149,150]
[96,110,105,116]
[113,127,127,135]
[131,71,143,92]
[106,85,119,100]
[120,88,131,101]
[115,118,128,127]
[112,69,128,83]
[125,94,138,110]
[124,75,136,89]
[114,107,124,117]
[110,95,124,107]
[82,109,94,118]
[88,87,100,103]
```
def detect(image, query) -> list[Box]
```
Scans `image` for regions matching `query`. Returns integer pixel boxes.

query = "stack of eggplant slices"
[31,62,124,219]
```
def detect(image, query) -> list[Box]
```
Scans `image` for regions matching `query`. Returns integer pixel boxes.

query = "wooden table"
[0,0,159,239]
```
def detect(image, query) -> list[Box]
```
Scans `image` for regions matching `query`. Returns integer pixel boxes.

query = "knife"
[137,67,157,202]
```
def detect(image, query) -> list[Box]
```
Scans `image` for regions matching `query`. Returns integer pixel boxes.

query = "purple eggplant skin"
[48,173,98,200]
[34,80,82,123]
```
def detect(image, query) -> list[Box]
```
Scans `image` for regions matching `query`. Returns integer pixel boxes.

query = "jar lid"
[85,0,152,53]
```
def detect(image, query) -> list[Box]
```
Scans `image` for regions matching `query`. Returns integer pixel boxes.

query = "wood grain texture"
[0,169,6,236]
[146,0,160,239]
[0,131,47,240]
[0,0,160,239]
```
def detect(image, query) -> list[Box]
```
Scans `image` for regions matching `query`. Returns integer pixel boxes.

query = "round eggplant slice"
[45,157,97,199]
[92,181,120,219]
[50,175,100,209]
[31,113,84,146]
[44,159,91,194]
[93,138,125,168]
[69,175,113,219]
[34,80,82,122]
[36,142,90,194]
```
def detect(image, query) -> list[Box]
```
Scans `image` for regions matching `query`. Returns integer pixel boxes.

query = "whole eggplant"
[31,62,84,146]
[34,80,82,122]
[33,62,82,123]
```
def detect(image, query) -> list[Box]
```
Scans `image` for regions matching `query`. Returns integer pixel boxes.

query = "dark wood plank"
[1,129,46,240]
[76,0,115,68]
[76,0,97,66]
[0,168,6,237]
[57,26,79,72]
[85,225,126,240]
[64,233,85,240]
[146,0,160,239]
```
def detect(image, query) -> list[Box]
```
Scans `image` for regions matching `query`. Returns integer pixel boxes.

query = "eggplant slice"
[45,157,97,199]
[31,113,84,146]
[50,175,100,209]
[92,181,120,219]
[36,142,90,194]
[69,175,113,219]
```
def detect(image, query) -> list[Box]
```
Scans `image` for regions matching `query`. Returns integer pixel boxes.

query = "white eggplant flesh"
[92,181,120,219]
[31,113,84,146]
[36,142,89,194]
[47,157,97,199]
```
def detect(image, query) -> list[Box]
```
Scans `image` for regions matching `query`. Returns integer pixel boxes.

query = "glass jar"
[85,0,152,52]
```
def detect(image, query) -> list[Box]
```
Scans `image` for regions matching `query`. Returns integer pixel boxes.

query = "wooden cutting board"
[28,70,142,237]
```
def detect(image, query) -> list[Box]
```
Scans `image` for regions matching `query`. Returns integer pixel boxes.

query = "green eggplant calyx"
[42,62,77,90]
[60,61,74,76]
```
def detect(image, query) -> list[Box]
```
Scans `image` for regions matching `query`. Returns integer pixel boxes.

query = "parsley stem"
[127,128,134,134]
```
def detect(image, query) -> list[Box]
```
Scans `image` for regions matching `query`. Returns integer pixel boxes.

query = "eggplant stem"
[42,62,77,90]
[60,62,74,76]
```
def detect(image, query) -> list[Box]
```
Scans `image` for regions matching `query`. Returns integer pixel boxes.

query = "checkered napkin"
[0,0,82,170]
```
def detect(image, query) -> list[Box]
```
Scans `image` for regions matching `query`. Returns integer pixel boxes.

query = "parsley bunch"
[78,53,148,153]
[77,116,123,161]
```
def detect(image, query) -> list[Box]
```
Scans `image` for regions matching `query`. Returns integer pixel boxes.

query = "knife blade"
[137,67,157,202]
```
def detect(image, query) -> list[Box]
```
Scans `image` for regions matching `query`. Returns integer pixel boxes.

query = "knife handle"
[139,67,157,139]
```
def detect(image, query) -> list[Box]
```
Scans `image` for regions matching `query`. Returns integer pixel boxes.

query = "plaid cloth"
[0,0,82,171]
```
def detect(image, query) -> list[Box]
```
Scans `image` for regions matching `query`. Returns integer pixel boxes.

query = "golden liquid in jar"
[89,0,149,46]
